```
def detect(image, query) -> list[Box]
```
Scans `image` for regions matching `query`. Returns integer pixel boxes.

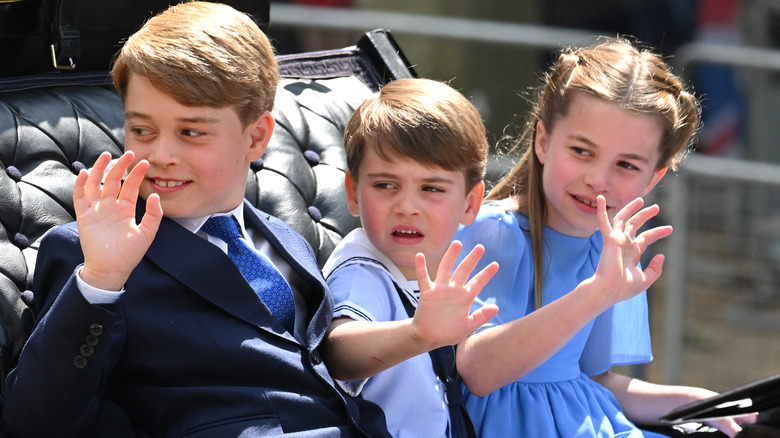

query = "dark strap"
[52,0,80,70]
[396,286,477,438]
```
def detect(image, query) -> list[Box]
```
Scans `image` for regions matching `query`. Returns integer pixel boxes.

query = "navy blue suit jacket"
[3,200,389,438]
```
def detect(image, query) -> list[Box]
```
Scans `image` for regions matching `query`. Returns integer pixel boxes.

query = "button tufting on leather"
[12,233,29,249]
[5,166,21,181]
[250,158,264,172]
[307,206,322,222]
[20,291,34,307]
[71,161,86,173]
[303,150,320,166]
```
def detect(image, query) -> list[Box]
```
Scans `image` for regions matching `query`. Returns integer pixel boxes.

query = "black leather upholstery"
[0,84,124,382]
[0,29,414,403]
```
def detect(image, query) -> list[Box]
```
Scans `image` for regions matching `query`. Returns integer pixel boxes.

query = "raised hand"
[592,195,672,305]
[412,240,499,350]
[74,151,163,291]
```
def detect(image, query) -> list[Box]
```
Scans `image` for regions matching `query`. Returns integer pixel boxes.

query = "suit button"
[80,344,94,357]
[311,349,322,365]
[89,324,104,336]
[74,356,88,369]
[85,335,99,347]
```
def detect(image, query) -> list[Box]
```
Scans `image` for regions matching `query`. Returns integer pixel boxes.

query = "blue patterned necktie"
[201,216,295,332]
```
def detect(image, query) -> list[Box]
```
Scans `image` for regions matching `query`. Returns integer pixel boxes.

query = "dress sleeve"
[580,288,653,376]
[455,205,533,327]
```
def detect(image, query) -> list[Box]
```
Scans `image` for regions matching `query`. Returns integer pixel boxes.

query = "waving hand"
[74,151,163,291]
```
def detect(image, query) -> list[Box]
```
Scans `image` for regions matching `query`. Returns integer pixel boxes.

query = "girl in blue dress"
[454,38,754,437]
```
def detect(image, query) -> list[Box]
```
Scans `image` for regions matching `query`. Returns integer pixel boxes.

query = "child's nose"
[583,166,610,193]
[147,135,179,166]
[393,190,420,215]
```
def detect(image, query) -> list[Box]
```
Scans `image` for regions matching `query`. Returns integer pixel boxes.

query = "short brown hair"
[112,1,278,128]
[344,78,488,191]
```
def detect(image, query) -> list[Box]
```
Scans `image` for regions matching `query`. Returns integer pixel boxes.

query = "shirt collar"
[175,202,248,238]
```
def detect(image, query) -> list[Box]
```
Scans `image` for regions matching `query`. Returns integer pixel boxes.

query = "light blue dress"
[454,204,666,438]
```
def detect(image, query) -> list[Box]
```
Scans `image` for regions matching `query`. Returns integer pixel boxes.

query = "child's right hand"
[412,241,500,351]
[592,195,672,306]
[73,151,163,291]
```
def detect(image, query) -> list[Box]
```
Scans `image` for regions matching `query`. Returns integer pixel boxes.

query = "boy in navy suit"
[3,2,390,437]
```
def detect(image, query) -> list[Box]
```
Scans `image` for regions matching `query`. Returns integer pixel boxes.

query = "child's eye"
[422,186,445,193]
[617,161,640,171]
[181,129,206,138]
[571,146,591,157]
[373,182,395,190]
[129,126,153,137]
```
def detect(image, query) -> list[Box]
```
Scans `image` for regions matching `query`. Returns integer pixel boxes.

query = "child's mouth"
[392,229,422,238]
[573,195,596,208]
[391,228,424,245]
[153,179,185,188]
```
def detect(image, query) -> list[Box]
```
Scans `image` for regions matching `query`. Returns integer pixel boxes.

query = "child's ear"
[246,111,275,162]
[345,171,360,217]
[460,180,484,226]
[642,166,668,196]
[534,120,549,165]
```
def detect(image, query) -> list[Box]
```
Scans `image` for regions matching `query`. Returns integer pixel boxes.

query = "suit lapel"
[136,201,295,341]
[241,201,333,348]
[135,199,335,347]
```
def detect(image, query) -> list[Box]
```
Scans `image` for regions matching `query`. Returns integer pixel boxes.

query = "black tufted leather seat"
[0,29,415,407]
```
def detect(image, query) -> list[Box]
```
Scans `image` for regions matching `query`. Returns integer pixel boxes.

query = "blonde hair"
[344,78,488,191]
[112,1,278,128]
[489,37,701,309]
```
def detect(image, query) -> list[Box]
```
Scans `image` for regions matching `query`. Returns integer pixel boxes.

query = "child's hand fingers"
[139,193,164,239]
[633,225,673,254]
[119,159,149,203]
[467,303,499,330]
[415,252,433,293]
[465,261,499,298]
[73,169,90,213]
[623,204,661,239]
[82,152,113,201]
[610,196,645,230]
[640,254,666,288]
[449,242,483,286]
[101,151,135,200]
[434,240,463,284]
[597,195,612,235]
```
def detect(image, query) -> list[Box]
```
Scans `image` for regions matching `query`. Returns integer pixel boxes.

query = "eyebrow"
[125,111,221,125]
[365,172,457,184]
[570,134,652,163]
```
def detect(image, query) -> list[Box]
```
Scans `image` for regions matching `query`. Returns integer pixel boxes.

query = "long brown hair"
[489,37,701,309]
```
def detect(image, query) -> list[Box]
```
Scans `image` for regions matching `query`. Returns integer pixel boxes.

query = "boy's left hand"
[412,241,499,351]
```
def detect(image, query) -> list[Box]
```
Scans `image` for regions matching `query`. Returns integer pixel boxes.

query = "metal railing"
[269,3,599,50]
[663,154,780,383]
